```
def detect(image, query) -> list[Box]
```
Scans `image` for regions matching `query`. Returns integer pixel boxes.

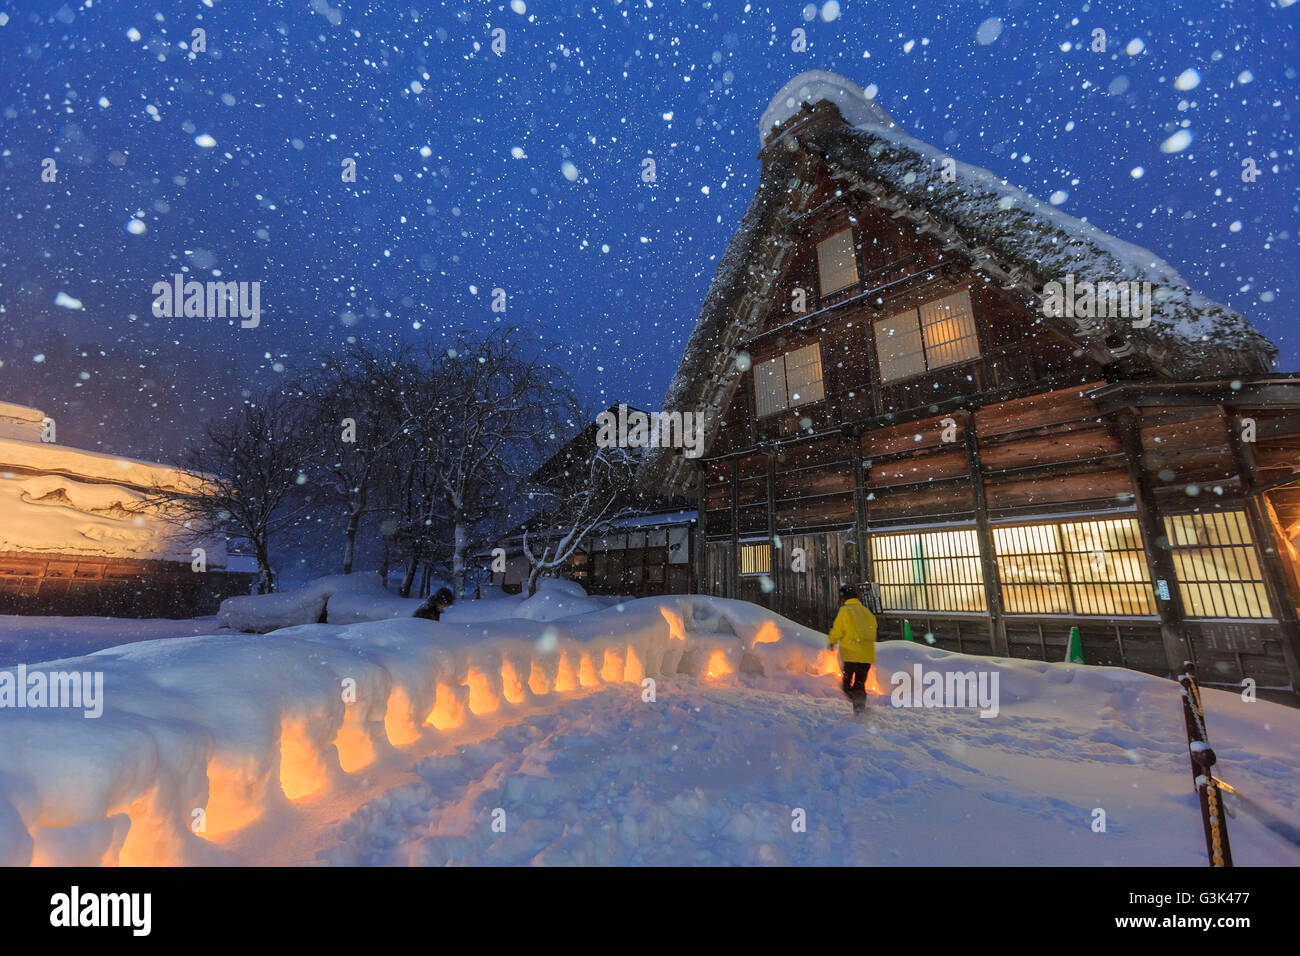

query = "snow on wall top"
[0,403,45,442]
[0,435,209,562]
[0,436,195,493]
[0,469,219,562]
[0,402,43,422]
[759,70,900,146]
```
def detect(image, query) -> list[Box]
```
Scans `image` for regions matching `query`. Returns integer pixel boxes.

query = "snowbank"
[0,594,831,865]
[502,578,616,622]
[217,573,423,632]
[324,642,1300,867]
[219,575,623,632]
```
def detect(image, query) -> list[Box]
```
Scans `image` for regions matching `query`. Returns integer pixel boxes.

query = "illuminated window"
[816,227,858,295]
[993,518,1156,616]
[1164,511,1271,619]
[753,343,826,418]
[876,290,980,384]
[870,529,986,612]
[739,541,771,576]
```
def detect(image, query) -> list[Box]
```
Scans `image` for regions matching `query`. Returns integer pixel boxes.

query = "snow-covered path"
[233,673,1300,867]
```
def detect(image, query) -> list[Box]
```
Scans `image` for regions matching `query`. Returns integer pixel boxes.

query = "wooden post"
[961,409,1009,656]
[765,449,779,615]
[1179,662,1234,867]
[729,457,740,597]
[850,430,872,592]
[1226,408,1300,693]
[694,462,707,596]
[1110,408,1193,678]
[765,450,777,544]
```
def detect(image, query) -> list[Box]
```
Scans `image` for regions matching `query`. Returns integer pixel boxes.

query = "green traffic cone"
[902,619,913,642]
[1065,626,1084,664]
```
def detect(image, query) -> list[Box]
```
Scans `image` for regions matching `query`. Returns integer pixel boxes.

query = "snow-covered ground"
[316,672,1300,867]
[1,583,1297,867]
[0,615,224,668]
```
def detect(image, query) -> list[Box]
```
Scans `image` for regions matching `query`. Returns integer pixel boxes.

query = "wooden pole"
[1225,407,1300,693]
[1179,662,1234,867]
[1109,407,1193,678]
[961,409,1008,655]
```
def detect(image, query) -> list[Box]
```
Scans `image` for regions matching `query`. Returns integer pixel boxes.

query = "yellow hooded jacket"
[828,598,877,664]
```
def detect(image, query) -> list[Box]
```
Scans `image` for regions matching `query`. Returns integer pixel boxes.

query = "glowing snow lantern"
[384,686,423,746]
[751,620,781,647]
[425,682,466,729]
[705,649,733,679]
[464,666,501,715]
[554,652,577,692]
[500,657,526,704]
[578,653,600,688]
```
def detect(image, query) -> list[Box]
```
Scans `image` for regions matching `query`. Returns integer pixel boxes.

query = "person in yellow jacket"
[828,584,877,714]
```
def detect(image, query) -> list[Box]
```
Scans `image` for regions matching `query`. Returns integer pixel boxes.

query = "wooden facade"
[0,551,255,617]
[492,514,695,597]
[491,405,698,597]
[651,88,1300,696]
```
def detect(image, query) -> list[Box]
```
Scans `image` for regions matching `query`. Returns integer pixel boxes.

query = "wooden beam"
[729,458,740,597]
[1226,408,1300,692]
[694,462,707,595]
[961,409,1008,655]
[765,450,778,563]
[1109,407,1193,678]
[850,433,872,593]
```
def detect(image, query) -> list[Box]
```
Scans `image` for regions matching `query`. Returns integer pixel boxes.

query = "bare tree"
[521,442,638,596]
[377,394,451,597]
[146,395,314,594]
[295,346,418,575]
[420,327,575,598]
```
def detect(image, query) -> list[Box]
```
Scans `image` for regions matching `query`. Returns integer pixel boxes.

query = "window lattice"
[919,291,981,369]
[870,529,986,612]
[876,289,980,384]
[817,227,858,296]
[753,343,825,418]
[993,518,1156,616]
[1164,511,1272,619]
[739,542,771,576]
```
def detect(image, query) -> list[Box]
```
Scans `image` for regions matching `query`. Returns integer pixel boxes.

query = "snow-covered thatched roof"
[641,71,1277,493]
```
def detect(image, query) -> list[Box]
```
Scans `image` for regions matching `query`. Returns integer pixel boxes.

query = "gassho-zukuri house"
[0,402,255,617]
[640,71,1300,698]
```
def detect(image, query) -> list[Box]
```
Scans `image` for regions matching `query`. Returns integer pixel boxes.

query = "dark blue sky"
[1,0,1296,459]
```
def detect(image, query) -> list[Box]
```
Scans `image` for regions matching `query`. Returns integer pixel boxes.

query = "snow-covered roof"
[641,71,1277,494]
[0,436,196,493]
[0,402,46,442]
[0,435,212,561]
[759,70,901,145]
[0,402,43,422]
